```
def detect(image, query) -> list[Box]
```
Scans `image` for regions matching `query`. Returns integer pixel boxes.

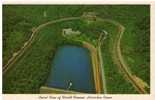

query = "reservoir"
[46,45,95,93]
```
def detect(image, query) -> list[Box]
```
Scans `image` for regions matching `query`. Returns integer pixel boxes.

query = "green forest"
[3,5,150,94]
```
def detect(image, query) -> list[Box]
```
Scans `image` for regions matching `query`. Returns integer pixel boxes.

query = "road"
[108,19,148,93]
[98,18,148,93]
[115,25,147,93]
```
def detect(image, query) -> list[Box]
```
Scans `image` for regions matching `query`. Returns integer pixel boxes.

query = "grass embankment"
[82,41,102,93]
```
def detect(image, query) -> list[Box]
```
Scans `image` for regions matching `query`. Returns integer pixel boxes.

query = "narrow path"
[3,17,81,74]
[116,25,147,93]
[97,45,107,93]
[82,41,102,93]
[97,31,107,93]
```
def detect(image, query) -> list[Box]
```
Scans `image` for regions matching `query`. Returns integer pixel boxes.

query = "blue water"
[46,45,95,93]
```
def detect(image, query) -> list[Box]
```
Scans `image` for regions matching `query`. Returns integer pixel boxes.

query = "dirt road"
[111,21,148,93]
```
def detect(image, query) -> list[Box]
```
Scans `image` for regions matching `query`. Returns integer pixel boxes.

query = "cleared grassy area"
[3,5,150,94]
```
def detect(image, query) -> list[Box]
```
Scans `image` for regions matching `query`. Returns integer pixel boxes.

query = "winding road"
[108,19,148,93]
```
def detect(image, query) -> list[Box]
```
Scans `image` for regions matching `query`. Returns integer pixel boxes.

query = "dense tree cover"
[3,8,33,64]
[3,5,150,94]
[134,16,150,84]
[121,10,150,87]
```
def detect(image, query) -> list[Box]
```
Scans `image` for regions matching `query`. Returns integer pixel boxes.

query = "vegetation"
[120,8,150,86]
[3,7,33,64]
[3,5,150,94]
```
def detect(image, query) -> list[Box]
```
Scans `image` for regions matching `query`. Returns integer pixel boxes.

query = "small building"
[62,28,81,36]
